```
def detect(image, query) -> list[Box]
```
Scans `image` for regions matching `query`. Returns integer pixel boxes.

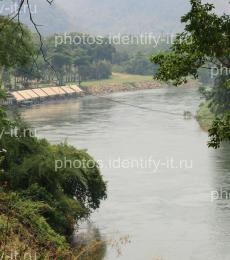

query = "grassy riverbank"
[0,191,72,259]
[81,73,153,87]
[196,102,215,131]
[0,96,107,259]
[80,73,162,95]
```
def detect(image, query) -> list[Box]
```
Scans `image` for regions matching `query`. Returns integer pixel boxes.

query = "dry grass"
[81,73,153,87]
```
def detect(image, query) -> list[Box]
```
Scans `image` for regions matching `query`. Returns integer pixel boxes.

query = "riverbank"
[3,73,161,107]
[80,73,162,95]
[0,197,104,260]
[196,101,215,131]
[5,73,202,107]
[0,192,72,259]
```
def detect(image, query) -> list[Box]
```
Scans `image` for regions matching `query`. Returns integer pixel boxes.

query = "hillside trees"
[0,17,107,256]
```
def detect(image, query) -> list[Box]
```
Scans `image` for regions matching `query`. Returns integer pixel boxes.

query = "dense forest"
[2,32,162,89]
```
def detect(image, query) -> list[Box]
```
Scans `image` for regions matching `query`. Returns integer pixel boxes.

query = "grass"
[0,191,131,259]
[81,73,153,87]
[196,101,215,131]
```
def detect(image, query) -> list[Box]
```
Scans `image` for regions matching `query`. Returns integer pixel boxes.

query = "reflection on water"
[22,87,230,260]
[72,223,107,260]
[72,223,130,260]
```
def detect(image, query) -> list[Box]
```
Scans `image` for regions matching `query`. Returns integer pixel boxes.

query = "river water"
[21,86,230,260]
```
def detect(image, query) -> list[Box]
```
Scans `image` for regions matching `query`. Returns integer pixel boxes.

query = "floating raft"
[10,85,84,106]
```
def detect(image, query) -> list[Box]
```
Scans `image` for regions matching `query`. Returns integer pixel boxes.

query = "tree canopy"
[151,0,230,85]
[151,0,230,148]
[0,15,107,257]
[0,16,35,69]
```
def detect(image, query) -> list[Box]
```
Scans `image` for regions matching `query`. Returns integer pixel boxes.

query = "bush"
[0,108,107,238]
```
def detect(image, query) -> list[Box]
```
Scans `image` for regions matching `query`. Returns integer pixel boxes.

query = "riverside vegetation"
[81,73,162,95]
[0,18,162,259]
[0,0,229,258]
[1,32,160,90]
[0,93,107,258]
[151,0,230,148]
[0,17,107,259]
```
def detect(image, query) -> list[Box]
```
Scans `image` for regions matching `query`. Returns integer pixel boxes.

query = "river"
[21,86,230,260]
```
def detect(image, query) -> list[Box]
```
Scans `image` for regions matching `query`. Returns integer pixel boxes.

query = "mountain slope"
[0,0,71,35]
[55,0,190,34]
[1,0,228,35]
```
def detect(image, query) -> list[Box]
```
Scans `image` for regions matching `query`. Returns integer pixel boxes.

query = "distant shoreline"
[81,80,162,95]
[80,72,200,95]
[5,73,200,108]
[4,73,162,108]
[80,72,162,94]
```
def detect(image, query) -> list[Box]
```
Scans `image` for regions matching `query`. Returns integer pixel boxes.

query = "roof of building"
[61,86,76,94]
[32,88,48,97]
[26,90,39,99]
[69,85,83,93]
[41,87,57,96]
[11,92,25,101]
[11,85,83,102]
[50,87,66,95]
[18,90,34,100]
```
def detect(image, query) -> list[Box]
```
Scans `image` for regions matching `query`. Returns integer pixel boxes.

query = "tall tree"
[151,0,230,148]
[0,17,34,73]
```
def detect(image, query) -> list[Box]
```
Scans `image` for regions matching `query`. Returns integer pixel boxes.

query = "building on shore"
[4,85,84,106]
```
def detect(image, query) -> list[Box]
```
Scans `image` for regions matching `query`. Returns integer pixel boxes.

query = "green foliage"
[2,31,168,88]
[208,112,230,149]
[150,0,230,147]
[79,60,112,81]
[196,101,215,131]
[1,32,115,87]
[0,97,107,238]
[112,41,167,75]
[0,191,72,258]
[0,17,35,68]
[209,75,230,114]
[0,192,67,246]
[116,52,154,75]
[0,17,107,242]
[151,0,230,85]
[52,144,107,210]
[42,34,115,84]
[0,14,107,257]
[202,76,230,148]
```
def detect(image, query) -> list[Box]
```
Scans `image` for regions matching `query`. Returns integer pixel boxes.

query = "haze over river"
[22,86,230,260]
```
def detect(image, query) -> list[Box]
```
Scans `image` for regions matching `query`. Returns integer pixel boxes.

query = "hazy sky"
[55,0,190,34]
[54,0,229,34]
[1,0,228,35]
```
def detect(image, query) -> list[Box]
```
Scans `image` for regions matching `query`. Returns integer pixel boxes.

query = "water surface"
[22,87,230,260]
